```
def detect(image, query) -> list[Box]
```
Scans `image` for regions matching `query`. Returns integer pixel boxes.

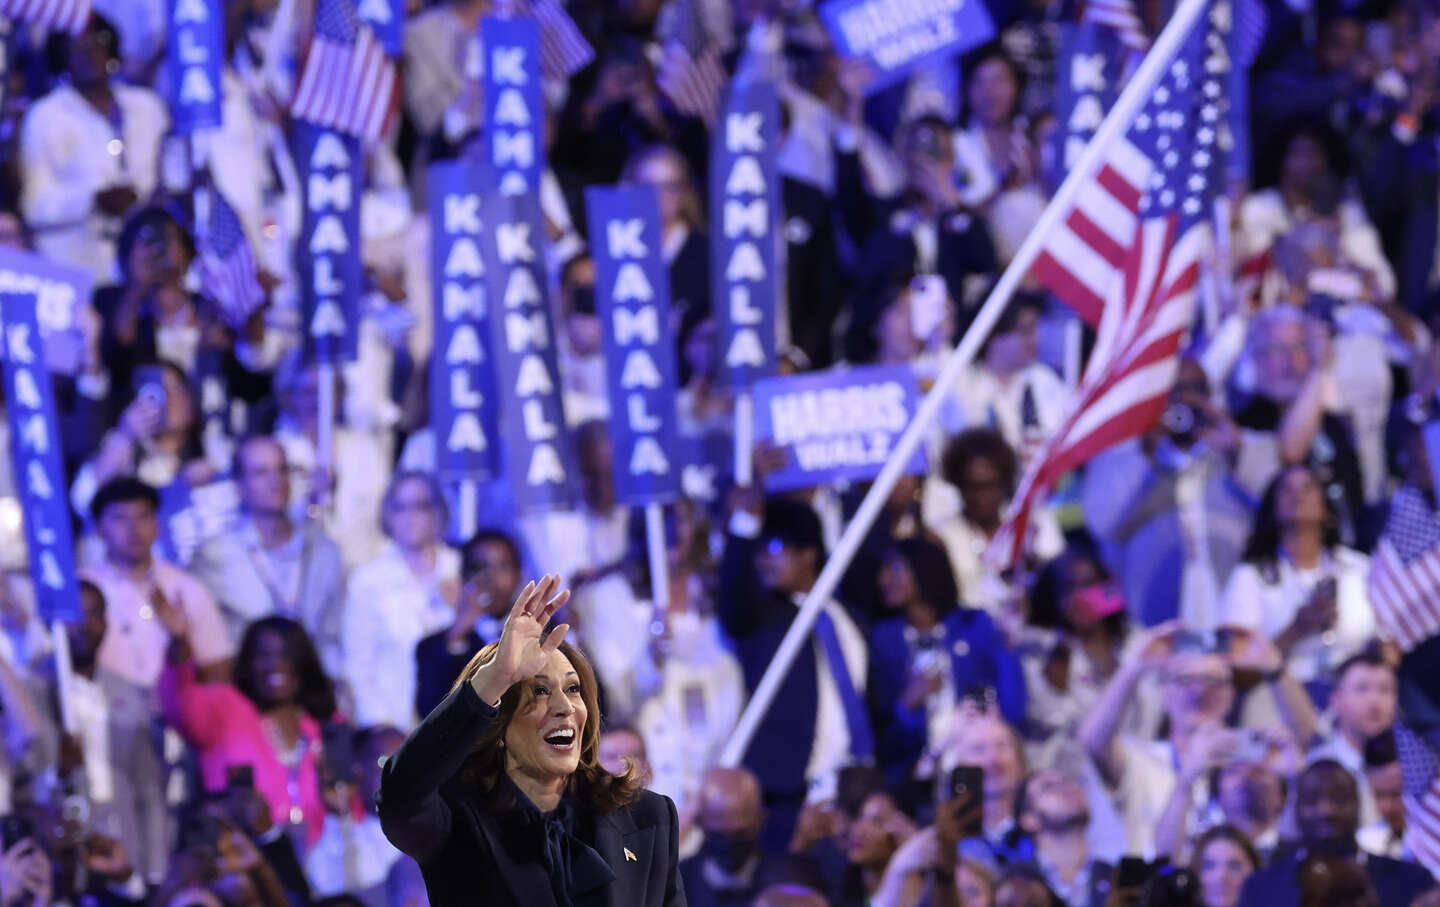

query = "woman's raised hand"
[489,575,571,693]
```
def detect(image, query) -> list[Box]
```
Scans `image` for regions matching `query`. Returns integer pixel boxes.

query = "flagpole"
[717,0,1216,768]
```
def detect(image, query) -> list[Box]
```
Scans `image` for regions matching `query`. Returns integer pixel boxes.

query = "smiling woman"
[377,576,687,907]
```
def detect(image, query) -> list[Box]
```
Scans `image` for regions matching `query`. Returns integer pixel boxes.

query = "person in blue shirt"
[867,536,1027,790]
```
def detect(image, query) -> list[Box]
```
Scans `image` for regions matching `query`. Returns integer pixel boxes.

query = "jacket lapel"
[594,808,654,907]
[474,810,560,907]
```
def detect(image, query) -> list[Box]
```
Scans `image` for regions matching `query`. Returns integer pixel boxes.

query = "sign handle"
[49,619,75,734]
[457,478,479,543]
[644,502,670,612]
[316,362,336,514]
[734,392,754,487]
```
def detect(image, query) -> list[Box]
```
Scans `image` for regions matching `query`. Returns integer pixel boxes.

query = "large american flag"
[515,0,594,81]
[0,0,88,33]
[656,0,725,127]
[993,0,1227,566]
[1396,722,1440,877]
[291,0,396,142]
[197,187,265,330]
[1369,485,1440,654]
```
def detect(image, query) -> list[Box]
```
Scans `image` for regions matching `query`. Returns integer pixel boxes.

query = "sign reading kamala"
[355,0,403,56]
[294,123,363,363]
[1048,24,1125,193]
[0,294,81,622]
[166,0,223,131]
[819,0,995,92]
[482,16,543,198]
[429,161,499,482]
[710,75,780,388]
[586,185,682,507]
[480,191,577,511]
[753,365,927,492]
[0,248,93,376]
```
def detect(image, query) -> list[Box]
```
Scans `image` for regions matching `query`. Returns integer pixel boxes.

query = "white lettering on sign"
[718,101,775,374]
[835,0,965,55]
[769,381,909,445]
[436,187,493,461]
[486,30,540,195]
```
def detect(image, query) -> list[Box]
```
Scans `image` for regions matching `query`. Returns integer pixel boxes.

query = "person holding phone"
[378,575,686,907]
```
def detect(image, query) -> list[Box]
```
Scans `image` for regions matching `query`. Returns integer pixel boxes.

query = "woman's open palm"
[494,575,571,685]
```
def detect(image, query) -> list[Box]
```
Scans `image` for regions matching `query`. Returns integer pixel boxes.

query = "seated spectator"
[189,435,347,675]
[1236,760,1433,906]
[1192,825,1260,907]
[1016,769,1110,907]
[306,725,410,905]
[19,13,167,283]
[719,493,870,851]
[1219,464,1376,695]
[680,767,781,907]
[81,477,233,688]
[868,536,1026,789]
[1084,357,1256,627]
[412,528,522,721]
[1308,651,1397,830]
[343,472,460,731]
[161,616,339,850]
[828,789,912,907]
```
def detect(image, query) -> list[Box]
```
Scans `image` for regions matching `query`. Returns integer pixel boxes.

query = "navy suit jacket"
[867,609,1027,783]
[1236,851,1433,907]
[378,682,686,907]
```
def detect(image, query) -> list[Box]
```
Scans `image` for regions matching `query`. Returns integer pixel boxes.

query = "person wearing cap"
[718,491,870,853]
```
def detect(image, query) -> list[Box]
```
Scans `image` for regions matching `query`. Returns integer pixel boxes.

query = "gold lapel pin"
[623,847,638,863]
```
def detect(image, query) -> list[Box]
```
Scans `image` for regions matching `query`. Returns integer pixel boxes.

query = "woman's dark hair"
[44,12,120,76]
[116,204,195,281]
[979,290,1044,358]
[118,359,205,462]
[1241,464,1341,580]
[233,617,337,720]
[941,427,1019,496]
[1028,538,1127,643]
[887,536,960,618]
[451,640,642,813]
[1191,824,1259,879]
[960,43,1024,126]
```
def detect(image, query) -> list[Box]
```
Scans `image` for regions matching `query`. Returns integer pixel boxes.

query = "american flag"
[656,0,725,127]
[291,0,396,142]
[196,187,265,330]
[515,0,594,81]
[994,0,1226,566]
[1082,0,1148,51]
[1396,722,1440,876]
[1369,486,1440,654]
[0,0,88,33]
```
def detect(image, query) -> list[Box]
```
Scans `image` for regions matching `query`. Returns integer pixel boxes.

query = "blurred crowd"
[4,0,1440,906]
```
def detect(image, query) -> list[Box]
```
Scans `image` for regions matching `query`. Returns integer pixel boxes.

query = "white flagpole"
[717,0,1215,767]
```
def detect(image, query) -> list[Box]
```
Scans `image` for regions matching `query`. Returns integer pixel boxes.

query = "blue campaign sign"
[586,185,682,507]
[166,0,223,131]
[753,365,927,492]
[0,247,94,376]
[294,123,363,363]
[355,0,404,57]
[481,16,544,198]
[480,191,577,511]
[429,160,500,482]
[0,294,81,623]
[1047,24,1125,193]
[820,0,995,92]
[710,75,780,388]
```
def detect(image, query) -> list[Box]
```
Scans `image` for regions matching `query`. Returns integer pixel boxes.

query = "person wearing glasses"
[343,471,461,730]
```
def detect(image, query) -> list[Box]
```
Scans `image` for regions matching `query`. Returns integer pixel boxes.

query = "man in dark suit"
[680,767,783,907]
[413,529,522,718]
[718,494,872,852]
[1237,759,1434,907]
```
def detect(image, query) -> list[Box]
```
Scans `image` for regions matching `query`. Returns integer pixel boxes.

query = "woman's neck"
[1281,530,1324,569]
[78,81,115,117]
[508,767,565,813]
[401,544,437,577]
[665,569,690,613]
[965,509,1002,537]
[151,428,186,457]
[983,792,1011,833]
[265,703,303,745]
[904,600,940,633]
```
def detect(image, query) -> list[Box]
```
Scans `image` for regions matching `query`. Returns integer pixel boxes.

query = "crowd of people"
[2,0,1440,905]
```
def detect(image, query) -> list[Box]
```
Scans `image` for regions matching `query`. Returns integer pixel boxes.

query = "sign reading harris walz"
[819,0,996,91]
[753,365,928,493]
[0,293,81,622]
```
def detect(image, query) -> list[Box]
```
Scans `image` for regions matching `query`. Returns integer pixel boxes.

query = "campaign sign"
[356,0,404,57]
[481,16,544,198]
[0,294,80,622]
[819,0,995,92]
[294,123,363,363]
[429,161,500,482]
[753,365,927,492]
[480,191,577,511]
[586,185,682,507]
[710,76,780,388]
[0,247,94,376]
[165,0,223,131]
[1047,24,1125,193]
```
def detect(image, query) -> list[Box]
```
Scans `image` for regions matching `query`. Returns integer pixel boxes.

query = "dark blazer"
[867,608,1028,785]
[782,176,844,369]
[378,681,686,907]
[1236,851,1434,907]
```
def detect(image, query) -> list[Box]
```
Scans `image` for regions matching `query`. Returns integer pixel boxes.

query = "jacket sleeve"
[716,526,766,640]
[974,612,1028,728]
[377,679,499,865]
[661,794,686,907]
[158,659,240,750]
